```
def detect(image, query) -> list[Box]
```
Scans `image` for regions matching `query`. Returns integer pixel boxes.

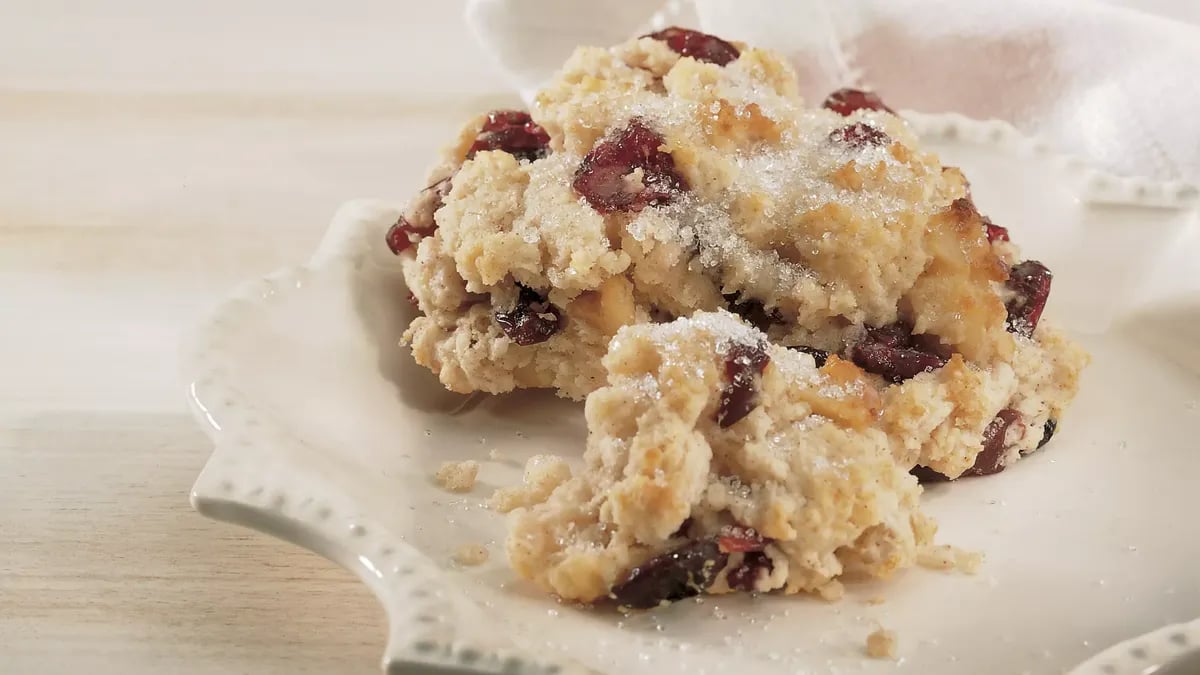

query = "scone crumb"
[487,448,506,461]
[454,543,490,566]
[917,544,957,571]
[865,595,887,606]
[865,628,898,660]
[918,544,983,574]
[815,579,845,602]
[434,460,480,493]
[488,486,524,513]
[953,547,984,574]
[489,454,572,513]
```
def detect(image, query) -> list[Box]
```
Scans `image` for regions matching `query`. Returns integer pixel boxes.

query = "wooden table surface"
[5,1,1198,673]
[0,3,514,672]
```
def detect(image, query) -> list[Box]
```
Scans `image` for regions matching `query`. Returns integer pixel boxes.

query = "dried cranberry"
[573,119,688,214]
[479,110,531,132]
[724,293,779,332]
[644,27,740,66]
[851,340,947,383]
[788,345,829,368]
[494,286,562,346]
[867,323,912,349]
[828,122,890,149]
[717,342,771,428]
[726,552,773,592]
[385,216,436,255]
[610,539,727,610]
[911,409,1024,481]
[910,332,952,359]
[983,215,1010,243]
[650,306,676,323]
[717,526,766,553]
[849,324,947,383]
[1005,261,1053,337]
[1037,418,1057,449]
[909,465,949,483]
[466,110,550,163]
[961,408,1023,477]
[822,88,895,116]
[671,518,694,539]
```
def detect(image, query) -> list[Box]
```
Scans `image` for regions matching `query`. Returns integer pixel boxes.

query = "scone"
[391,27,1087,479]
[503,310,935,607]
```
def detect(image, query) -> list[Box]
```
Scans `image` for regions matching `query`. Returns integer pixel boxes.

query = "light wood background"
[3,1,1196,673]
[0,3,512,673]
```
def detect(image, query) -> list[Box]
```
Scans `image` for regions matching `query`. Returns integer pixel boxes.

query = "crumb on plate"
[488,454,571,513]
[816,579,845,602]
[865,628,898,659]
[954,546,984,574]
[435,460,479,493]
[454,543,490,566]
[918,543,983,574]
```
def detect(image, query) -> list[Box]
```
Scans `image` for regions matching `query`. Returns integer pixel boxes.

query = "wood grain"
[0,417,386,674]
[0,1,513,672]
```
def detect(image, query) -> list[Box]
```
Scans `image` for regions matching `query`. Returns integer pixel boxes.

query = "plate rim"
[1067,617,1200,675]
[184,199,588,675]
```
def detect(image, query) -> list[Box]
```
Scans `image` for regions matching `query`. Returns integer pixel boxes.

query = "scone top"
[395,28,1076,477]
[535,28,1019,363]
[398,28,1089,609]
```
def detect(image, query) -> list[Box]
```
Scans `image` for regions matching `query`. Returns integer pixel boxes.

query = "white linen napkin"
[465,0,1200,191]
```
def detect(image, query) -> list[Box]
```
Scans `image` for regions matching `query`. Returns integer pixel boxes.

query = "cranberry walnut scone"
[393,27,1087,483]
[392,27,1091,608]
[501,310,936,607]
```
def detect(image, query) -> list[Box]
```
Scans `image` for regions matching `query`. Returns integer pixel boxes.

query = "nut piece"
[865,628,898,659]
[435,460,480,493]
[568,275,637,335]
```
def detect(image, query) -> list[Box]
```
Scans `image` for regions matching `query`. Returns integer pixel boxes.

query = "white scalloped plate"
[1072,617,1200,675]
[186,122,1200,675]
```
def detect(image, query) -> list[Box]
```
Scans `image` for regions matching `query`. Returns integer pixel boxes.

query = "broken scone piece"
[505,311,935,608]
